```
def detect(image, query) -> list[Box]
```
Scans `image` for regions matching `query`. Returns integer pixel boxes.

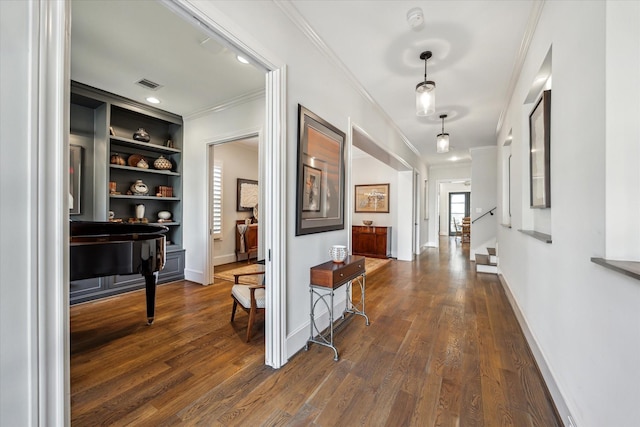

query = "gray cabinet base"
[70,249,185,305]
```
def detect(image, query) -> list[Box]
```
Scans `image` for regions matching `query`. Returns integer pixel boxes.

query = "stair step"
[475,254,491,265]
[477,264,498,274]
[487,247,497,256]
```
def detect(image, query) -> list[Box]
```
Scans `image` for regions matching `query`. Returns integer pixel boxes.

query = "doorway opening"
[207,134,262,283]
[449,192,470,236]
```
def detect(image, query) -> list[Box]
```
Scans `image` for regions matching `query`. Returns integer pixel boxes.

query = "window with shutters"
[212,161,223,239]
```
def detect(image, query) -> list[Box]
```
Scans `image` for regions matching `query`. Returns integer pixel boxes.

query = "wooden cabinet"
[236,221,258,262]
[352,226,391,259]
[69,81,185,304]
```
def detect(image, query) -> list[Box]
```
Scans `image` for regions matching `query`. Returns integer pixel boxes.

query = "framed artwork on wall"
[69,145,82,215]
[295,105,345,235]
[354,183,390,213]
[529,89,551,208]
[237,178,258,211]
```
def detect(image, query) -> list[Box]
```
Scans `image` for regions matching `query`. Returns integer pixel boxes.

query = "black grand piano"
[70,221,167,324]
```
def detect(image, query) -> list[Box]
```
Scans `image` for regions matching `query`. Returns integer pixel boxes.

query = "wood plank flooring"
[70,237,561,426]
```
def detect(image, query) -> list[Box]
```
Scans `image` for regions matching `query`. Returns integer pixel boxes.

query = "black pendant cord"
[424,57,428,83]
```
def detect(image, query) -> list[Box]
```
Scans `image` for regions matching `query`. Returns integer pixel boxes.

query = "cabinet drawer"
[310,256,365,289]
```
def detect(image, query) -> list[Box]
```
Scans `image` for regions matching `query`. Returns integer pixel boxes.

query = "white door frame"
[144,0,289,369]
[37,0,288,423]
[205,130,262,283]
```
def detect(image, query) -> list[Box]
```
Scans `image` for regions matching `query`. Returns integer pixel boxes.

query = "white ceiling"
[71,0,534,167]
[70,0,265,117]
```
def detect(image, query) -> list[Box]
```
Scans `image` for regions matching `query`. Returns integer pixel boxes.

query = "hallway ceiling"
[71,0,534,167]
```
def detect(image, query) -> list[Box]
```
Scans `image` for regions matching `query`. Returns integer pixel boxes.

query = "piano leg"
[144,272,158,324]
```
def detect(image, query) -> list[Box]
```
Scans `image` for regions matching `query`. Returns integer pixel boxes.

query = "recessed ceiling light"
[146,97,160,104]
[236,55,249,64]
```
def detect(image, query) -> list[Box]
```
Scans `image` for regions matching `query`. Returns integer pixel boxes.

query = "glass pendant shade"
[416,81,436,116]
[436,133,450,153]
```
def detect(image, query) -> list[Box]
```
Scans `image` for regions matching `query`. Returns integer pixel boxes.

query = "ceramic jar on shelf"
[133,128,150,142]
[110,153,126,165]
[135,204,145,219]
[130,179,149,196]
[153,155,172,170]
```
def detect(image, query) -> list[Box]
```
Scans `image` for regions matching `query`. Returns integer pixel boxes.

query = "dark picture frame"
[237,178,258,211]
[69,145,82,215]
[354,183,390,213]
[529,89,551,208]
[296,105,345,235]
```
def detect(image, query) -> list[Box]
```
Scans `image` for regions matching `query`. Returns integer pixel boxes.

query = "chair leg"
[231,299,238,322]
[246,307,256,342]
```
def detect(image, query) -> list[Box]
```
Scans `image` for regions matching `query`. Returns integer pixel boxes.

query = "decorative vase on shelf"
[153,155,172,170]
[110,153,126,165]
[130,179,149,196]
[133,128,150,142]
[135,204,145,220]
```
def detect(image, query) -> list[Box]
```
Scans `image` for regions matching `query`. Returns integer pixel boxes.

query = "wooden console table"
[306,255,368,361]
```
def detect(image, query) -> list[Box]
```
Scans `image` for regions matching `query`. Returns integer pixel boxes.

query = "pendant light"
[436,114,450,153]
[416,51,436,116]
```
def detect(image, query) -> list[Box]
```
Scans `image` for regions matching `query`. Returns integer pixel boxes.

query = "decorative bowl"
[362,220,373,226]
[157,211,172,220]
[329,245,348,263]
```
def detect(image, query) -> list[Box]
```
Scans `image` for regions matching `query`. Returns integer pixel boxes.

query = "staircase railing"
[472,207,496,224]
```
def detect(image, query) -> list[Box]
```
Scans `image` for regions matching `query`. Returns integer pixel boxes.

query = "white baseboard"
[286,291,347,359]
[425,241,438,248]
[214,253,238,266]
[498,273,572,426]
[184,268,204,285]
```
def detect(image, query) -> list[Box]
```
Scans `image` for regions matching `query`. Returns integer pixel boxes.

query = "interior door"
[449,192,470,236]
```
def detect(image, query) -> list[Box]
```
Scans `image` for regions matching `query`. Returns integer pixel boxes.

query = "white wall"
[605,1,640,260]
[497,1,640,426]
[0,1,38,423]
[182,98,265,284]
[184,1,425,355]
[469,147,497,257]
[352,156,398,257]
[212,142,259,266]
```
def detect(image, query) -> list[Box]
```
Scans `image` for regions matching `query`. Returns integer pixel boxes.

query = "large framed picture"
[529,89,551,208]
[69,145,82,215]
[295,105,345,235]
[355,183,390,213]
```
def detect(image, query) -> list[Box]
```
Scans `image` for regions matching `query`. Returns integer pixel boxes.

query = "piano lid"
[70,221,168,243]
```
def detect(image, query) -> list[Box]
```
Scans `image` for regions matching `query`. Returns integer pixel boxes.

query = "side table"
[305,255,369,360]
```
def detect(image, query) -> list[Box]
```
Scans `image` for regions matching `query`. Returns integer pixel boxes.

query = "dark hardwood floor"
[70,237,561,426]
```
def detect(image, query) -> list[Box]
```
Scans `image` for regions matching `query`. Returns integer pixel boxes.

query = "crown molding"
[496,0,545,135]
[274,0,421,159]
[184,88,265,120]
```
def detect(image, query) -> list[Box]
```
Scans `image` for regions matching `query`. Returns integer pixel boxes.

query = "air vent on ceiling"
[136,78,162,91]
